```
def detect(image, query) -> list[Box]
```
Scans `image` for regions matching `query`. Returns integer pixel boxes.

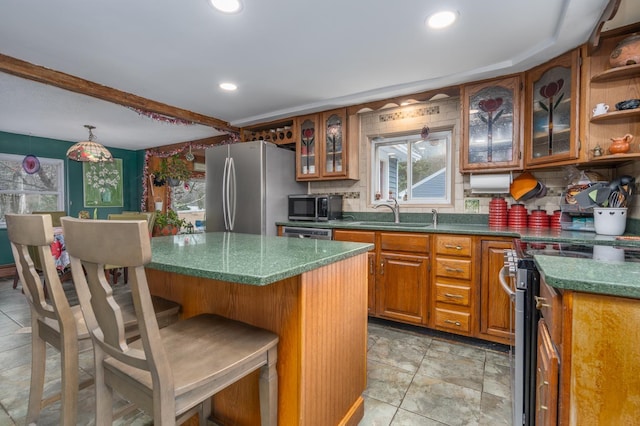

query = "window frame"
[370,128,453,206]
[0,153,65,228]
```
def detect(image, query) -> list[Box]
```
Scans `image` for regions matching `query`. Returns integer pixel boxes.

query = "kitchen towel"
[470,173,511,194]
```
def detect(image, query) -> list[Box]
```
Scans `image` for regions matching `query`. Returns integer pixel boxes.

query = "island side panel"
[299,253,368,426]
[145,252,368,426]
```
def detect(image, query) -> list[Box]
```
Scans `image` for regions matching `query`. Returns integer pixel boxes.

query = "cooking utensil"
[573,183,610,208]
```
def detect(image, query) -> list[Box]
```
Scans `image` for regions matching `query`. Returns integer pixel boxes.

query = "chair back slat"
[62,217,172,378]
[6,214,72,325]
[32,210,66,227]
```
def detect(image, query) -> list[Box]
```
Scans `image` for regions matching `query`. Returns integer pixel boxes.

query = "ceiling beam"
[0,53,239,133]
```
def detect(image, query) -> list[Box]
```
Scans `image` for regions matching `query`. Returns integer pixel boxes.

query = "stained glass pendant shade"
[66,125,113,162]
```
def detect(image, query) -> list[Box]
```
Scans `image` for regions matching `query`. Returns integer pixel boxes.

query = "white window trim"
[370,128,453,206]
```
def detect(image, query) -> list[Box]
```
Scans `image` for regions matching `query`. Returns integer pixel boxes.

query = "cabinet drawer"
[435,235,472,257]
[379,233,429,254]
[333,229,376,251]
[435,258,472,280]
[538,279,562,344]
[435,282,471,306]
[434,308,471,333]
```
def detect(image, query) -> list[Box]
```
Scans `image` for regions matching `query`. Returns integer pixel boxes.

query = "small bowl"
[615,99,640,111]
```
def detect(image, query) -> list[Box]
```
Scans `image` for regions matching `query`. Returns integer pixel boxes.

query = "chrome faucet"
[374,198,400,223]
[432,209,438,227]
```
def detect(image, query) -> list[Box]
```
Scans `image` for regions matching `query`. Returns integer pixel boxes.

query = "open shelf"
[590,63,640,83]
[590,108,640,122]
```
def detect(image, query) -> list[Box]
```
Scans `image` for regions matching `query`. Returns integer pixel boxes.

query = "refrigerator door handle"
[222,157,230,230]
[228,156,237,231]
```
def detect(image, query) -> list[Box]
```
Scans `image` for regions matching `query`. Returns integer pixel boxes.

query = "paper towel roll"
[470,173,511,194]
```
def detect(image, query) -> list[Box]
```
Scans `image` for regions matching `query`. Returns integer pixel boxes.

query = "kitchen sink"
[347,221,431,228]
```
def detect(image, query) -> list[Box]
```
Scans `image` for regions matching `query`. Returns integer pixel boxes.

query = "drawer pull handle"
[535,296,551,310]
[444,293,463,299]
[539,405,548,411]
[444,319,462,326]
[380,260,385,275]
[444,244,463,250]
[369,258,374,275]
[444,267,464,273]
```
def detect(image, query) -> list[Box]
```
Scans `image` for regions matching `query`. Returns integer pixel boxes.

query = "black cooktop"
[523,243,640,263]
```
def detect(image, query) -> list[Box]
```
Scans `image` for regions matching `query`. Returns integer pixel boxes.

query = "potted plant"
[153,155,192,187]
[153,208,187,236]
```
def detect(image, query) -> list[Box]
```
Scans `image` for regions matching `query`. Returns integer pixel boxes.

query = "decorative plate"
[22,154,41,174]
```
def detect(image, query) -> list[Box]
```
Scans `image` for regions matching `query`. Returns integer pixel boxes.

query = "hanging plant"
[153,155,192,185]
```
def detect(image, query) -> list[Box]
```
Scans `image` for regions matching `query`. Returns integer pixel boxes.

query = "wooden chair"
[6,214,181,426]
[61,216,279,426]
[12,210,68,289]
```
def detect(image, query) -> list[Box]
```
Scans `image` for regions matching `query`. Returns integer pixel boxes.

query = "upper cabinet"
[461,75,523,172]
[525,49,582,168]
[583,27,640,164]
[296,108,358,181]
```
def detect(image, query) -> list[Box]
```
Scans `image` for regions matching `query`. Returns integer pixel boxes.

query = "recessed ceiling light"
[426,10,457,29]
[209,0,242,14]
[219,82,237,91]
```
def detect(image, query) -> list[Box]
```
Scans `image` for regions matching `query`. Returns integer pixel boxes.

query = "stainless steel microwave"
[288,194,343,221]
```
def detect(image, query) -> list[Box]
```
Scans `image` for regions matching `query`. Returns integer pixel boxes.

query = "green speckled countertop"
[278,218,640,299]
[148,232,373,286]
[535,255,640,299]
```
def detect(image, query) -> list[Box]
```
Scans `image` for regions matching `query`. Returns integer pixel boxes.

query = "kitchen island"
[145,232,373,426]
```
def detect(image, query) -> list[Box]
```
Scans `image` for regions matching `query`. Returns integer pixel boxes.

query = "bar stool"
[61,216,279,425]
[6,214,181,426]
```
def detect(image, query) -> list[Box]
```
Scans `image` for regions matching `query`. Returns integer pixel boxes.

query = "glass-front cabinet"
[461,75,523,172]
[525,49,581,167]
[296,108,351,180]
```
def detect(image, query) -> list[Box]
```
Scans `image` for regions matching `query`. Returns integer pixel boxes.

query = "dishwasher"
[282,226,333,240]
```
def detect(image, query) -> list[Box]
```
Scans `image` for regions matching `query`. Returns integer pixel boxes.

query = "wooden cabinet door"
[333,229,377,314]
[479,239,514,345]
[377,252,428,325]
[461,74,523,172]
[296,113,321,179]
[536,319,559,426]
[321,108,348,179]
[525,48,582,167]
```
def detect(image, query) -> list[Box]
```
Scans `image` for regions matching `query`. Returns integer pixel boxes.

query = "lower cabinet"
[333,229,514,344]
[333,229,376,314]
[377,251,428,324]
[536,319,559,426]
[431,235,474,335]
[537,278,640,424]
[478,238,514,345]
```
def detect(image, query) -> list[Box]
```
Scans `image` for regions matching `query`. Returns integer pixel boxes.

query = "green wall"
[0,131,146,265]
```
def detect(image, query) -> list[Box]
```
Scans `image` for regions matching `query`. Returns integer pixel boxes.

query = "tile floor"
[0,276,511,425]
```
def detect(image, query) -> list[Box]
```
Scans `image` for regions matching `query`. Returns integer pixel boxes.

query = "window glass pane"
[371,129,451,204]
[0,153,64,227]
[171,178,206,227]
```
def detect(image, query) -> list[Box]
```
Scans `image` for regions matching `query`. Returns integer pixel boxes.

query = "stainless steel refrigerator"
[205,140,306,236]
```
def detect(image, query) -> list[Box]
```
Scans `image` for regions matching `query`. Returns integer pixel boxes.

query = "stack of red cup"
[528,208,550,229]
[550,210,562,231]
[489,197,508,227]
[508,204,528,228]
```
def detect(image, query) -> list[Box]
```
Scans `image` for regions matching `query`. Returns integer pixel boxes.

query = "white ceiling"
[0,0,638,150]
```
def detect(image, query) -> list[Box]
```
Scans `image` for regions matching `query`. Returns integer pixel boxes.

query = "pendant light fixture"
[66,125,113,162]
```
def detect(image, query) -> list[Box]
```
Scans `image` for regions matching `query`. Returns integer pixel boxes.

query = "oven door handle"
[498,266,515,301]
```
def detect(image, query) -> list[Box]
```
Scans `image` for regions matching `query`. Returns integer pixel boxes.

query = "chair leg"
[94,349,114,426]
[26,318,46,425]
[259,347,278,426]
[12,272,19,289]
[59,334,80,426]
